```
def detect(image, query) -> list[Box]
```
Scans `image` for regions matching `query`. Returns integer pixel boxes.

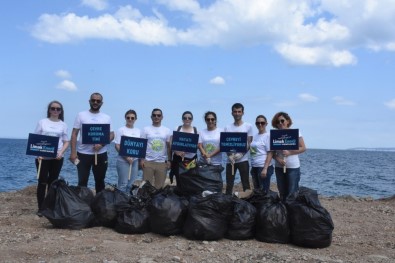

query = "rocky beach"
[0,185,394,263]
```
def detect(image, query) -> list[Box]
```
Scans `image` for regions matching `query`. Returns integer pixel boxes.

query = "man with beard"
[224,103,253,195]
[69,92,114,193]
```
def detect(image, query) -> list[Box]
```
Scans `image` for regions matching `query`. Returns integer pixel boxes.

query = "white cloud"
[332,96,356,106]
[299,93,318,102]
[56,80,78,91]
[32,10,178,45]
[31,0,395,66]
[384,99,395,109]
[276,44,357,66]
[82,0,108,11]
[209,76,225,85]
[55,70,71,79]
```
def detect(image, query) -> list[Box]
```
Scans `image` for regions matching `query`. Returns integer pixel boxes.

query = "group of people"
[33,92,306,216]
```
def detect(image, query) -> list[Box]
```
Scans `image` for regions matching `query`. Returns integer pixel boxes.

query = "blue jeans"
[250,165,274,192]
[275,167,301,200]
[116,157,139,193]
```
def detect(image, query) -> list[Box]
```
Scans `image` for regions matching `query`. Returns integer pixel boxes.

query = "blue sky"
[1,0,394,149]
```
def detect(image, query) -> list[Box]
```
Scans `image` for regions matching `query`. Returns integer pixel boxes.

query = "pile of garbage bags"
[41,179,334,248]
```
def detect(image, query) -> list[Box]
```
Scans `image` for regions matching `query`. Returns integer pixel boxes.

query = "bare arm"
[69,128,79,162]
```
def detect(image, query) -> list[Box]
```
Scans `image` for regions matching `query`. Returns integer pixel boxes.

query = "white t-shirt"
[115,126,141,162]
[35,118,69,158]
[115,126,141,144]
[198,127,223,165]
[141,125,171,162]
[73,110,113,154]
[172,125,198,159]
[274,131,303,169]
[250,132,273,167]
[224,122,253,163]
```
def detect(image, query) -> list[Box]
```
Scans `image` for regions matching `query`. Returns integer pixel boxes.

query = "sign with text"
[26,133,59,158]
[220,132,248,153]
[171,131,199,153]
[119,136,148,158]
[270,129,299,150]
[81,124,110,145]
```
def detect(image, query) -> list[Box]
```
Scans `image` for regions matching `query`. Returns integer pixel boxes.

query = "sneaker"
[36,211,43,217]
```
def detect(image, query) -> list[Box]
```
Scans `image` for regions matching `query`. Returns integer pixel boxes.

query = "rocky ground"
[0,184,394,263]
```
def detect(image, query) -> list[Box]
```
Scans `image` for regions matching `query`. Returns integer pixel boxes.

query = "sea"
[0,138,394,199]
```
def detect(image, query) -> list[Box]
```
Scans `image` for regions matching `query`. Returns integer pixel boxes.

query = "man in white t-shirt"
[140,108,172,189]
[224,103,253,195]
[69,92,114,193]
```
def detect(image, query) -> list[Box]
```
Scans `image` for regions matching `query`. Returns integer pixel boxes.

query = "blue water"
[1,138,394,199]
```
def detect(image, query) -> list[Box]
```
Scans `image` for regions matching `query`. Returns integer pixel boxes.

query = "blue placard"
[81,124,110,144]
[119,136,148,158]
[220,132,248,153]
[26,133,59,158]
[171,131,199,153]
[270,129,299,150]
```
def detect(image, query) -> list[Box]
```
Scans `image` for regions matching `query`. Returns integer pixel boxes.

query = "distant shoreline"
[1,137,395,152]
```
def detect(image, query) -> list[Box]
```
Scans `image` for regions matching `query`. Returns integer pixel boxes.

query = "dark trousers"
[35,158,64,210]
[225,160,250,195]
[77,152,108,193]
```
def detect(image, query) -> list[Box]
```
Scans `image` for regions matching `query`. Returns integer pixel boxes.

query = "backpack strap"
[177,125,182,132]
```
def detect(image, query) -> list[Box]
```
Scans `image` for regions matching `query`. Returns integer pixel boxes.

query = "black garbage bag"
[253,190,290,244]
[148,186,189,236]
[183,193,233,240]
[285,187,334,248]
[41,179,94,230]
[225,197,256,240]
[133,181,158,202]
[91,188,130,228]
[115,196,150,234]
[69,185,95,206]
[178,163,223,196]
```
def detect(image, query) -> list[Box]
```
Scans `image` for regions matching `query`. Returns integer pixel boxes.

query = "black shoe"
[36,211,43,217]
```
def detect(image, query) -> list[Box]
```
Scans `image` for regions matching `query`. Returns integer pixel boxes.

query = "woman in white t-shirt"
[198,111,223,166]
[114,109,141,193]
[34,100,69,216]
[250,115,274,192]
[169,111,198,184]
[271,112,306,200]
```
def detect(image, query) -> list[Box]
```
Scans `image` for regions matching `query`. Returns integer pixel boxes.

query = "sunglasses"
[50,107,62,111]
[205,118,216,122]
[255,121,266,126]
[152,114,162,118]
[277,119,286,124]
[126,116,135,120]
[183,116,192,120]
[90,99,102,103]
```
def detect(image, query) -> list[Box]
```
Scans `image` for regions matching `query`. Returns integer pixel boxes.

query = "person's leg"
[286,167,301,198]
[225,163,235,195]
[116,158,129,192]
[275,167,287,200]
[127,158,139,191]
[250,167,260,190]
[237,161,250,191]
[92,152,108,193]
[36,159,50,210]
[77,153,93,187]
[153,162,167,189]
[47,158,64,189]
[142,161,155,186]
[261,165,274,193]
